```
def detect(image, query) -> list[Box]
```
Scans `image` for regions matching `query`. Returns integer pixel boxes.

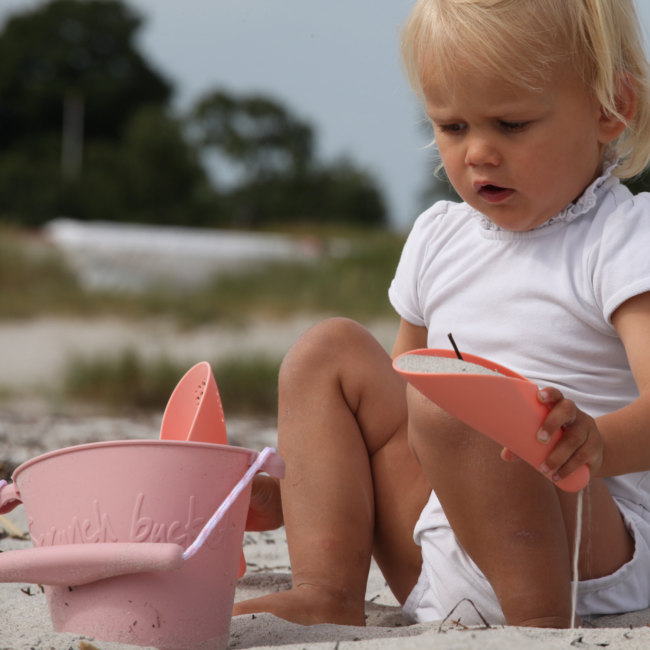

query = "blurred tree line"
[0,0,387,229]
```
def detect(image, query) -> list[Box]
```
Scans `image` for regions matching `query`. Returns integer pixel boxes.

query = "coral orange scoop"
[393,348,589,493]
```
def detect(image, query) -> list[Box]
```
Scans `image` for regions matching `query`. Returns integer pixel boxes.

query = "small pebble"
[396,354,504,377]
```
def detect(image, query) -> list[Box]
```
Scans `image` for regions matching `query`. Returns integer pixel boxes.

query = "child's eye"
[438,123,466,134]
[499,120,530,132]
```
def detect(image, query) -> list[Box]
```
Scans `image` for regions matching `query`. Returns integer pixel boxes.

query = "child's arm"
[391,318,428,359]
[531,291,650,482]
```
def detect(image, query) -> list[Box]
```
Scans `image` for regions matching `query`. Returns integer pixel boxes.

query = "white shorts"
[403,490,650,625]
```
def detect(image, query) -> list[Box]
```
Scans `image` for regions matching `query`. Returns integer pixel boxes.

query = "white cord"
[182,447,275,561]
[570,489,583,629]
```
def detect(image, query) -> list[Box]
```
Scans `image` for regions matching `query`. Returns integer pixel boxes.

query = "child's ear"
[598,73,638,144]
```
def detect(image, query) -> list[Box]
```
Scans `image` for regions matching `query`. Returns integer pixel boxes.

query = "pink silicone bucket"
[0,440,282,650]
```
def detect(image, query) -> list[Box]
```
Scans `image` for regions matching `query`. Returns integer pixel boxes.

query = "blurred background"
[0,0,648,421]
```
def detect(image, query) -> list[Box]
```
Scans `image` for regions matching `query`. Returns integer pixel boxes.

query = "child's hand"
[245,474,284,531]
[502,388,601,482]
[536,387,602,482]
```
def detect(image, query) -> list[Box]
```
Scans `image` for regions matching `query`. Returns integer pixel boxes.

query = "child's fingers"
[532,388,600,482]
[535,392,577,444]
[540,418,592,481]
[539,411,587,471]
[540,406,603,481]
[546,443,593,482]
[537,387,564,407]
[245,475,284,531]
[544,434,597,482]
[536,388,598,480]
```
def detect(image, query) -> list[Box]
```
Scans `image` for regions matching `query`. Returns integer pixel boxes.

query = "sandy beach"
[1,405,650,650]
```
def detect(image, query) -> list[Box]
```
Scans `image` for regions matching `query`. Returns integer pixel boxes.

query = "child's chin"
[479,207,547,232]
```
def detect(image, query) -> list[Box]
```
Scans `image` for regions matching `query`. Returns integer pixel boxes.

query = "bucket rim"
[11,439,257,482]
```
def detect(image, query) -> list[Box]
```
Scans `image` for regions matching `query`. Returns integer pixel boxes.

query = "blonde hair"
[401,0,650,178]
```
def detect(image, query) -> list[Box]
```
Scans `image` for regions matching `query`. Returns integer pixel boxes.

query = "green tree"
[191,90,387,228]
[117,106,221,225]
[55,107,222,225]
[193,91,314,183]
[0,142,61,225]
[0,0,223,226]
[0,1,386,229]
[0,0,171,148]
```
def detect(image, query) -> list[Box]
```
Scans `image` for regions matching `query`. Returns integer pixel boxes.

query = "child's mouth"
[476,183,514,203]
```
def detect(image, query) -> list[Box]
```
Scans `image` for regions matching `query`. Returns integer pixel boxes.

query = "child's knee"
[280,317,378,384]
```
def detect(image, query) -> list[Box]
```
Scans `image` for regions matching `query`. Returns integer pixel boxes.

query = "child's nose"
[464,135,500,167]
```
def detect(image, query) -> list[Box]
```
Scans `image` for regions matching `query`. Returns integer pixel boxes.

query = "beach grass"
[0,223,404,323]
[0,224,90,318]
[180,231,404,324]
[64,350,281,415]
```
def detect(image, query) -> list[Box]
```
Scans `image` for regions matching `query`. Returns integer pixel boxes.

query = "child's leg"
[233,318,431,625]
[407,388,634,628]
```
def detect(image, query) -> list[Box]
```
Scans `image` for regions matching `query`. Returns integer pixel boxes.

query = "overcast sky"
[1,1,649,231]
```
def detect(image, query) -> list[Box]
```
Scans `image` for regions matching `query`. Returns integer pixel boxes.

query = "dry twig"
[438,598,491,633]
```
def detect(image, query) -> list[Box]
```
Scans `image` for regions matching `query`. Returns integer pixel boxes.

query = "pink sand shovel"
[159,361,249,577]
[160,361,228,445]
[393,348,589,493]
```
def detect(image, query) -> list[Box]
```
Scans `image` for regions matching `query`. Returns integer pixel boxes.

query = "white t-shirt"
[389,176,650,517]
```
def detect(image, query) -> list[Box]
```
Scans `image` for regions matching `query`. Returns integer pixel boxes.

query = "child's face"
[423,69,608,231]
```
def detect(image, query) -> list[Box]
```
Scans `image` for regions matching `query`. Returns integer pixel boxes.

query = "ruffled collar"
[469,151,619,232]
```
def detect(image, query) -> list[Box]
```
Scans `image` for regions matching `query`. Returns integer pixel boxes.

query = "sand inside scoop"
[396,354,505,377]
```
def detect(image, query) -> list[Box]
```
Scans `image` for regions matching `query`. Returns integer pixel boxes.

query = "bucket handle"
[183,446,283,560]
[249,448,285,479]
[0,447,284,586]
[0,482,21,515]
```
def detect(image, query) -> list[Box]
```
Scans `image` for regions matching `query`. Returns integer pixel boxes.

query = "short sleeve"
[388,202,451,327]
[589,192,650,322]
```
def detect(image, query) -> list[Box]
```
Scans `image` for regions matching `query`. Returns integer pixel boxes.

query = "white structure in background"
[45,218,327,293]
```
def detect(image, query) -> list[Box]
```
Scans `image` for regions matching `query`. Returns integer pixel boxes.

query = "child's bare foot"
[232,584,366,626]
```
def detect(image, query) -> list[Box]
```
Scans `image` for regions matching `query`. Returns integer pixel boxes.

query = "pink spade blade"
[393,349,589,493]
[159,362,227,445]
[188,363,227,445]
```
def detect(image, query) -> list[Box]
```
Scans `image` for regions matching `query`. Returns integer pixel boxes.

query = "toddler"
[234,0,650,628]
